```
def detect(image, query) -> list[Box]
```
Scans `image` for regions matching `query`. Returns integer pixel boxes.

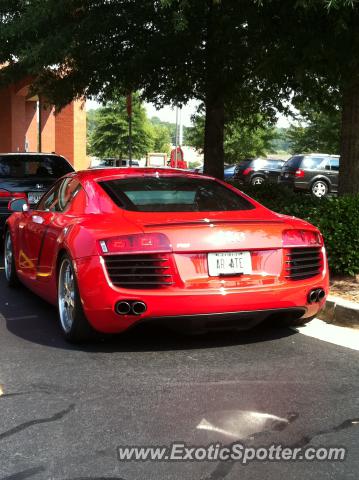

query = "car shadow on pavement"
[0,279,296,352]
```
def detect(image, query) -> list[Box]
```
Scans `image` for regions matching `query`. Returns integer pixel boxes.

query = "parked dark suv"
[234,158,285,185]
[0,153,74,229]
[279,154,339,198]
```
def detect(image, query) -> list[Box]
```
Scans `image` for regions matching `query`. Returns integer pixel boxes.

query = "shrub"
[230,183,359,276]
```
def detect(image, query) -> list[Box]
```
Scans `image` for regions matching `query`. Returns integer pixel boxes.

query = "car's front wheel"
[57,254,94,343]
[311,180,328,198]
[4,230,19,287]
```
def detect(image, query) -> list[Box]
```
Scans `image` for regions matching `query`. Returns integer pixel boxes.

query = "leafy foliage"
[88,94,154,159]
[1,0,359,189]
[187,112,277,162]
[232,183,359,276]
[286,102,340,154]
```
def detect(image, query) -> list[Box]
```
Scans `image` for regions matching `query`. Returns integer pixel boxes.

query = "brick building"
[0,77,88,170]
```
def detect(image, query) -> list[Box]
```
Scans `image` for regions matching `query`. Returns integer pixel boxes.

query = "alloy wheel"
[4,231,13,282]
[312,181,327,198]
[58,258,76,333]
[252,177,264,185]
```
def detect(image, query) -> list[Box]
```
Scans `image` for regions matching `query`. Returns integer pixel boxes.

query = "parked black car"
[279,154,339,198]
[234,158,285,185]
[0,153,74,229]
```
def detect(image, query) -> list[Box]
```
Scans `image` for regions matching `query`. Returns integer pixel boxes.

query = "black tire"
[57,254,94,343]
[311,180,328,198]
[4,229,20,287]
[250,175,265,186]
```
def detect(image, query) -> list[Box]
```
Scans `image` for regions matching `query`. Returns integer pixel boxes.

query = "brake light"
[99,233,172,254]
[243,167,253,176]
[0,189,27,199]
[295,169,305,178]
[283,229,323,247]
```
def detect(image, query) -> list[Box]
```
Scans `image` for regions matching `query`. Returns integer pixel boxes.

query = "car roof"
[293,153,340,158]
[76,167,214,182]
[0,152,66,157]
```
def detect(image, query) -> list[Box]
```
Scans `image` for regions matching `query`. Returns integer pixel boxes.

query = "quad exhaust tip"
[115,301,131,315]
[308,288,326,304]
[115,300,147,316]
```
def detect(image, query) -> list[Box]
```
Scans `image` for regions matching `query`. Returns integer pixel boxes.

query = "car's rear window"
[0,155,73,178]
[236,159,253,171]
[285,156,303,169]
[99,176,255,212]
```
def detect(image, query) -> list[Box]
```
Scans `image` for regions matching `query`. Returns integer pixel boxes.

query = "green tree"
[89,95,154,159]
[285,101,340,155]
[187,112,276,162]
[1,1,359,192]
[150,124,171,155]
[0,0,285,180]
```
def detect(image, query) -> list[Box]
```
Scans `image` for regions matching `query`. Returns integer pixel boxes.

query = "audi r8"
[4,168,329,342]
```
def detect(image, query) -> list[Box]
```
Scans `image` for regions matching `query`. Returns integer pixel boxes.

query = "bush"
[229,183,359,276]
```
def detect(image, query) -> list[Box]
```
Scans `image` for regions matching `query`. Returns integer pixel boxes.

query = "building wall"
[41,105,55,153]
[25,101,37,152]
[0,87,12,152]
[0,79,87,170]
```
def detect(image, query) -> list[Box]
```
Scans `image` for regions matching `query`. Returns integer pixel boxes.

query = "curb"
[318,295,359,329]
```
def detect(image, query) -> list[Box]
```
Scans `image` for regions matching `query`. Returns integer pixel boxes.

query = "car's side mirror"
[8,198,29,213]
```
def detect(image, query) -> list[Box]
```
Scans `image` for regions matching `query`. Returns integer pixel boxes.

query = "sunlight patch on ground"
[294,318,359,351]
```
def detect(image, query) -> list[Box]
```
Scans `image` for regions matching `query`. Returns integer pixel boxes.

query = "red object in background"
[5,168,329,341]
[126,93,132,116]
[170,147,187,169]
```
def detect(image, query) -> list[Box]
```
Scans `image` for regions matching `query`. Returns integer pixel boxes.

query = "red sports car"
[4,168,329,342]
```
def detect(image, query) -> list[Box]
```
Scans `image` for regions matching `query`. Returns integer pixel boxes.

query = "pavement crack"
[290,416,359,448]
[2,466,46,480]
[0,403,75,441]
[202,415,359,480]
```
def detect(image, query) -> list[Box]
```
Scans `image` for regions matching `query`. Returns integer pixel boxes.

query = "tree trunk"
[203,90,225,179]
[339,84,359,195]
[203,0,225,180]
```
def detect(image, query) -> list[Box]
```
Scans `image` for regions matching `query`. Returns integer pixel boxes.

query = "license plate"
[285,173,289,178]
[28,192,43,204]
[208,251,252,277]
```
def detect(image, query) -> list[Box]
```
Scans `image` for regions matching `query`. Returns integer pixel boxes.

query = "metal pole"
[127,93,133,167]
[37,98,42,152]
[128,113,132,167]
[175,107,179,168]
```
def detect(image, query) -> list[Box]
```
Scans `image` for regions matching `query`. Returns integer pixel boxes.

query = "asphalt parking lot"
[0,267,358,480]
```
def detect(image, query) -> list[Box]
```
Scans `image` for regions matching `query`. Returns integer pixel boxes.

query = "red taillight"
[243,167,253,176]
[0,189,27,199]
[295,169,305,178]
[99,233,172,254]
[283,229,323,247]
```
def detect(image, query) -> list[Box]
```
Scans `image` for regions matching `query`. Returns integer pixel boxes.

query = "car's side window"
[330,157,340,172]
[58,178,82,212]
[36,181,62,211]
[302,157,329,170]
[36,178,81,212]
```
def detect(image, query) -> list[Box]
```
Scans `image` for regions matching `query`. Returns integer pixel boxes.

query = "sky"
[86,99,291,128]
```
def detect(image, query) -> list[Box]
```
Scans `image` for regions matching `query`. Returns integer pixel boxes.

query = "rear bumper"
[279,178,308,191]
[138,308,307,333]
[74,255,329,334]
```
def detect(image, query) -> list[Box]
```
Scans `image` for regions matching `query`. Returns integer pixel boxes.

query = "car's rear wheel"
[251,176,265,186]
[57,254,94,343]
[4,230,19,287]
[311,180,328,198]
